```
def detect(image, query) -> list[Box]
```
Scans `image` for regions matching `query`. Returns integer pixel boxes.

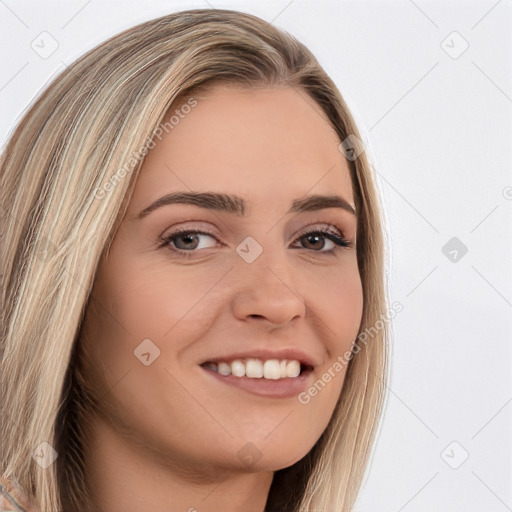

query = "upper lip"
[200,348,320,369]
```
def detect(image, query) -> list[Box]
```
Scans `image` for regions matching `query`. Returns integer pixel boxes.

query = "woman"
[1,8,390,512]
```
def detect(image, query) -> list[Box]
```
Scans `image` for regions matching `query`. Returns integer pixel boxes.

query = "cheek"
[103,257,218,341]
[315,259,364,347]
[295,264,362,436]
[86,256,228,399]
[79,258,220,435]
[335,273,363,341]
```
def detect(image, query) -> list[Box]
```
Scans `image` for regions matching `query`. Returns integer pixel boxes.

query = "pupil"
[177,234,198,249]
[305,234,323,249]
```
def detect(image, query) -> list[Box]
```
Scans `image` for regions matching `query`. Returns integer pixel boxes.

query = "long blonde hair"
[1,9,390,511]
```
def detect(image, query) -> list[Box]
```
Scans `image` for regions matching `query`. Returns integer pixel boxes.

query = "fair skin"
[80,84,363,512]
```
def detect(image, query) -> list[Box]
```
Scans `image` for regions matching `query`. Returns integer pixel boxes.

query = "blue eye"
[160,226,352,258]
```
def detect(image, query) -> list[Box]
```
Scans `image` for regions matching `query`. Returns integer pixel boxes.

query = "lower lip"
[200,365,313,398]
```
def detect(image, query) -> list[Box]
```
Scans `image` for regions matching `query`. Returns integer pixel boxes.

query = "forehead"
[130,85,354,212]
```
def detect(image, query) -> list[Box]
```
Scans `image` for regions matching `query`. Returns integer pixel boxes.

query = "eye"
[161,229,218,252]
[291,226,352,253]
[160,224,352,258]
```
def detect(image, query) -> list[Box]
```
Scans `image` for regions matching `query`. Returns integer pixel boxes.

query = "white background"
[1,1,511,510]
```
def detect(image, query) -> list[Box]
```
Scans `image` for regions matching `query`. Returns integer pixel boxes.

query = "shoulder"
[0,475,39,512]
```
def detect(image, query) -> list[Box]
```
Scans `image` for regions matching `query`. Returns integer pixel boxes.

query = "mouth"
[200,358,314,380]
[198,349,318,398]
[198,353,317,398]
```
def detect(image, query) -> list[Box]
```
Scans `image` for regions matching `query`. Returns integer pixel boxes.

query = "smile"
[200,357,315,398]
[201,358,307,379]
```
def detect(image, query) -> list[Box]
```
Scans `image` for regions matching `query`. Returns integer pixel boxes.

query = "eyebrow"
[135,191,356,219]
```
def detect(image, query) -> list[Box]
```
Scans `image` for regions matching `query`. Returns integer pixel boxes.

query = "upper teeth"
[204,359,302,379]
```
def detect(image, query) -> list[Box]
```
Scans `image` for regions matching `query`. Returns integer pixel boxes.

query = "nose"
[230,248,307,329]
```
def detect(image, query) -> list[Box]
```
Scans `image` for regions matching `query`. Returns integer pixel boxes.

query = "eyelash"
[159,224,352,259]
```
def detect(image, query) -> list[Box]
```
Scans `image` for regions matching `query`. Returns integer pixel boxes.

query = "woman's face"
[81,85,363,475]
